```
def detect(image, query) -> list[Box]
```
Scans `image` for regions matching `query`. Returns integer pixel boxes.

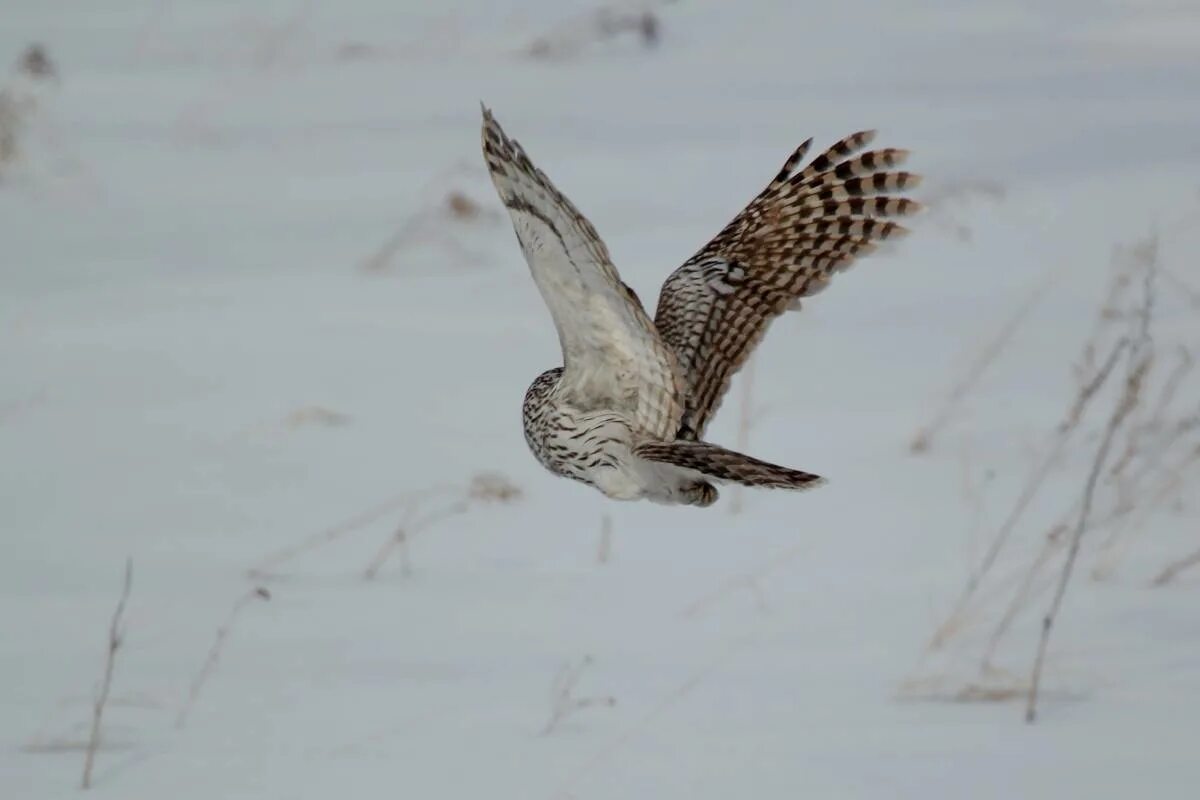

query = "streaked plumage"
[482,105,921,506]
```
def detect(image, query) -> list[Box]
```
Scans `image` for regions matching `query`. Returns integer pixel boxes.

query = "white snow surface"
[3,1,1200,798]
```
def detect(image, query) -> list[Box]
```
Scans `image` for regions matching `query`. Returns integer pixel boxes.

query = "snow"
[3,1,1199,798]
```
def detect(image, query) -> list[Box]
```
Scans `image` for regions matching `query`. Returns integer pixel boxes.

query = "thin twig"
[358,163,495,273]
[1153,542,1200,587]
[1026,352,1150,723]
[1162,268,1200,309]
[82,558,132,790]
[1061,339,1133,433]
[911,268,1057,453]
[596,514,613,564]
[679,541,809,619]
[1093,440,1200,579]
[958,447,995,576]
[175,587,271,729]
[1027,243,1157,719]
[980,523,1065,672]
[551,633,752,798]
[926,247,1143,650]
[246,486,454,578]
[362,498,470,579]
[1108,346,1192,483]
[540,656,616,736]
[929,339,1130,651]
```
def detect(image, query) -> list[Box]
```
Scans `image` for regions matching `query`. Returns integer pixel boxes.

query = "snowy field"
[3,1,1200,797]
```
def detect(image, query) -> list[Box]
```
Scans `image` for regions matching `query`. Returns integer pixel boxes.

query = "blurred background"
[2,1,1199,797]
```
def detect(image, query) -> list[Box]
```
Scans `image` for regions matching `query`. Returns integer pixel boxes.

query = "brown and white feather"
[481,106,683,440]
[654,130,922,439]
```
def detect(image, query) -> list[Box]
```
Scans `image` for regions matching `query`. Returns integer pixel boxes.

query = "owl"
[482,105,920,506]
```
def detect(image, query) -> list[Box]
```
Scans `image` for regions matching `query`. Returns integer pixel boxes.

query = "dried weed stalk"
[916,229,1200,714]
[1107,346,1192,487]
[248,472,521,580]
[362,472,522,579]
[247,490,431,578]
[926,247,1143,651]
[359,164,499,274]
[361,497,465,580]
[911,267,1056,455]
[679,541,809,619]
[1086,358,1197,577]
[1025,347,1150,722]
[1153,531,1200,586]
[1163,268,1200,309]
[175,587,271,729]
[0,88,29,171]
[1093,435,1200,580]
[541,656,616,735]
[82,559,132,790]
[597,513,613,564]
[979,522,1065,672]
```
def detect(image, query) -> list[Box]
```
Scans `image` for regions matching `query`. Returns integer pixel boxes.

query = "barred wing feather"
[654,130,922,439]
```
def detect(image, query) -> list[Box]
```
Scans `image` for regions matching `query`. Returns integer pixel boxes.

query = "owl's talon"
[684,482,718,507]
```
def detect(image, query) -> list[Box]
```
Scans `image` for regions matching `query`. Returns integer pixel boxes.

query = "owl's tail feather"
[634,441,826,491]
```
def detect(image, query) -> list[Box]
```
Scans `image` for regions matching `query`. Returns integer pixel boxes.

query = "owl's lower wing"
[481,106,683,438]
[654,131,922,439]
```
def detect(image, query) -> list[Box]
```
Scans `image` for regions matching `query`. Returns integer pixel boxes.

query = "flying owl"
[481,105,920,507]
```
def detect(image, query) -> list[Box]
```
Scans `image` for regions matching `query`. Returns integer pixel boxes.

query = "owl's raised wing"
[654,131,921,439]
[481,107,683,439]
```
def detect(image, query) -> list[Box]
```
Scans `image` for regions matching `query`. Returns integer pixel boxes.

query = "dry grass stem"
[911,268,1056,454]
[248,473,519,580]
[1162,268,1200,309]
[1092,440,1200,579]
[958,448,995,573]
[362,498,468,579]
[246,490,440,578]
[175,587,271,729]
[929,331,1132,652]
[1025,279,1154,722]
[360,212,476,273]
[0,87,31,171]
[466,471,523,503]
[552,633,756,797]
[980,524,1064,671]
[912,223,1198,710]
[680,541,809,619]
[898,671,1031,704]
[81,559,132,790]
[363,473,521,579]
[1153,543,1200,587]
[1025,361,1145,721]
[596,514,613,564]
[541,656,616,735]
[358,164,498,274]
[1107,346,1192,487]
